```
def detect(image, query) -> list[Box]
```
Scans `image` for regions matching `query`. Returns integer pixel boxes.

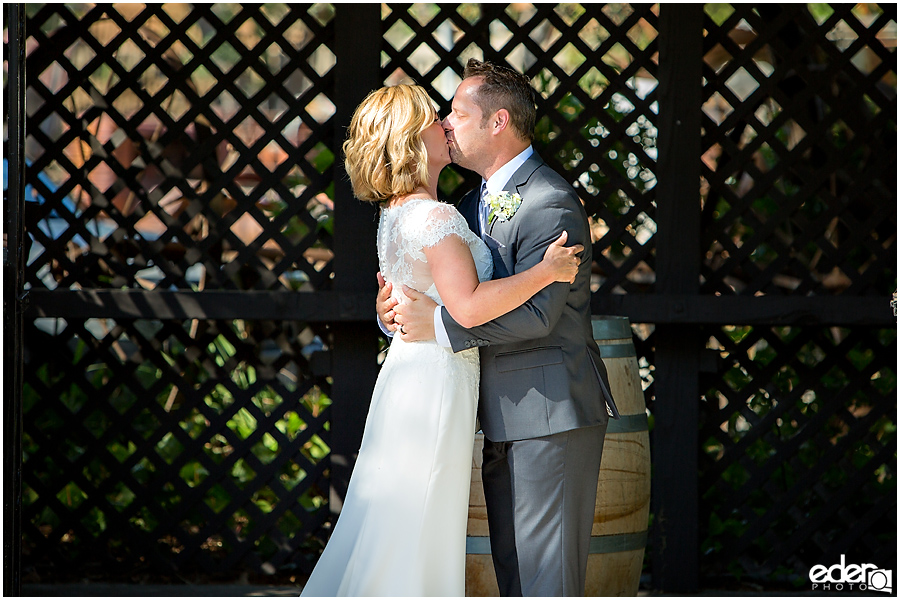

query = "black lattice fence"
[700,3,895,299]
[23,3,339,293]
[13,3,357,583]
[4,2,896,592]
[699,324,896,585]
[695,3,897,586]
[22,316,333,578]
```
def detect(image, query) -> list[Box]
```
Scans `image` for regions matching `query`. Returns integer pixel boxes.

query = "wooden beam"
[652,4,704,593]
[28,290,895,327]
[328,3,382,516]
[28,289,377,321]
[4,4,26,595]
[591,294,896,327]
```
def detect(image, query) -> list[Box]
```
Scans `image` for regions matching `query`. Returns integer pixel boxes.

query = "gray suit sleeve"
[441,187,586,352]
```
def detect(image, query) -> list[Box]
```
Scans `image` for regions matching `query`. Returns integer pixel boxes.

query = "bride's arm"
[423,232,581,329]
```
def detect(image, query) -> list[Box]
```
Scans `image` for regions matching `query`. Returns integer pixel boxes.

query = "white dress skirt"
[300,198,492,596]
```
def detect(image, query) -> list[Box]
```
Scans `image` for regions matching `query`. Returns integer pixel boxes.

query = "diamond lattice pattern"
[23,316,333,576]
[700,4,896,297]
[699,324,896,582]
[24,4,338,292]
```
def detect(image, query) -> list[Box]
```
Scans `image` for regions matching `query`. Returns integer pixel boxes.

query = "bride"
[300,84,582,596]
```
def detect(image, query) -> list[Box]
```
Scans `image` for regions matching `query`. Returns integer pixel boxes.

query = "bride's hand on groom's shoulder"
[394,285,437,342]
[377,272,400,332]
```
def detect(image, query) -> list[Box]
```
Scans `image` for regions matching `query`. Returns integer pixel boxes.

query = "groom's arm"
[441,188,586,352]
[375,273,399,334]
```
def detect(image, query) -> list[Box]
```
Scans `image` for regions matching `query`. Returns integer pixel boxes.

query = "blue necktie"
[479,183,490,237]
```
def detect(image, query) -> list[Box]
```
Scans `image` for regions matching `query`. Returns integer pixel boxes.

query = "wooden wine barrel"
[465,316,650,597]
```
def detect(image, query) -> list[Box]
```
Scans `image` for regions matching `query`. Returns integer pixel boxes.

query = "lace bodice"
[377,198,493,307]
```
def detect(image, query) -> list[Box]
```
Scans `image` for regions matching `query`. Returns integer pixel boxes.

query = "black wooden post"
[652,3,704,593]
[4,3,26,596]
[328,3,382,513]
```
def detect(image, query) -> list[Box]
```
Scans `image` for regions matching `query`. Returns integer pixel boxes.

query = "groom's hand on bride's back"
[376,272,400,332]
[394,286,437,342]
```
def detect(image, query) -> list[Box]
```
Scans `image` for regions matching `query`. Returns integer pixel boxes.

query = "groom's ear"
[491,109,511,135]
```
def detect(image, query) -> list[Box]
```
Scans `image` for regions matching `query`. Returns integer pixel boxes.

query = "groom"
[379,59,619,596]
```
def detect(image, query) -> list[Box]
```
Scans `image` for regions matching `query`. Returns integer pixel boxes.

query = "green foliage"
[531,59,658,266]
[23,319,333,572]
[701,14,896,297]
[701,325,896,586]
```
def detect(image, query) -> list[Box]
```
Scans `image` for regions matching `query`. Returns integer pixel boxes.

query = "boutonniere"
[486,191,523,222]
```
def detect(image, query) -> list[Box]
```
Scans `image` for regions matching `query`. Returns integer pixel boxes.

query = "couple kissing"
[301,59,619,597]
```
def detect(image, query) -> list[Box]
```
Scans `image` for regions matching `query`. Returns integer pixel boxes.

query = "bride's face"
[421,112,451,170]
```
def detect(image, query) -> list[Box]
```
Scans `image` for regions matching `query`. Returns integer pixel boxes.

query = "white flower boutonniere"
[486,191,523,223]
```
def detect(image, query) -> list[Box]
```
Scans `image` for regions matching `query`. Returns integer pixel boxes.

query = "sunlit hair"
[463,58,536,143]
[342,84,436,203]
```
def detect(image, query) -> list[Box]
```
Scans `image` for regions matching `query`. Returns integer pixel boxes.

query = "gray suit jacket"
[442,152,619,442]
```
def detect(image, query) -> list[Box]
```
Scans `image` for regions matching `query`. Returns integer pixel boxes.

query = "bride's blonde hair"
[343,84,435,203]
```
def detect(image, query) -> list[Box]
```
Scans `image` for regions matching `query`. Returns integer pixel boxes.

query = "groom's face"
[443,77,493,174]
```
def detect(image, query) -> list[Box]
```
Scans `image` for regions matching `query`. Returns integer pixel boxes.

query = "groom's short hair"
[463,59,536,143]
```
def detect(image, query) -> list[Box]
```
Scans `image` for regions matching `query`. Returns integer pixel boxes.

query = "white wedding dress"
[301,198,493,597]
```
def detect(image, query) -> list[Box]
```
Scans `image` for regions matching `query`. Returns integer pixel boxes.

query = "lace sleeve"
[406,201,472,250]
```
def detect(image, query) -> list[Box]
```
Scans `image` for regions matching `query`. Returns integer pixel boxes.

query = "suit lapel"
[488,152,545,237]
[457,187,481,235]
